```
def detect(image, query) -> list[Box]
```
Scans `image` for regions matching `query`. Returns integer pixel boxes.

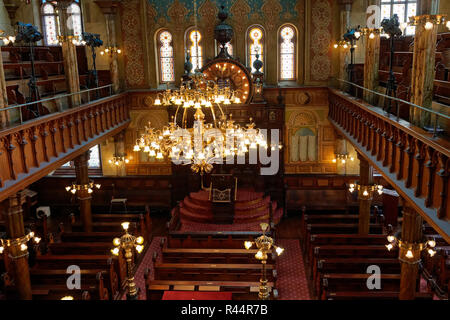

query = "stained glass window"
[157,30,175,83]
[247,26,264,73]
[42,3,58,45]
[185,29,203,71]
[279,25,296,81]
[42,1,84,45]
[381,0,417,35]
[67,3,83,38]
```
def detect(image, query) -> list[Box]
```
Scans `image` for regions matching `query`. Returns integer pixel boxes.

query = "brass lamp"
[244,223,284,300]
[385,231,436,264]
[111,222,144,300]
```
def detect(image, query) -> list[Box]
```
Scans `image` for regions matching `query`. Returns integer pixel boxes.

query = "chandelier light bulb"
[34,237,41,244]
[136,245,144,253]
[425,21,433,30]
[20,243,27,251]
[156,152,163,159]
[255,250,264,260]
[334,43,338,48]
[95,184,101,189]
[136,236,144,245]
[71,188,76,194]
[111,247,120,256]
[65,186,71,192]
[276,247,284,256]
[385,243,394,251]
[244,241,253,250]
[154,98,161,105]
[387,235,395,243]
[405,249,414,259]
[369,32,375,39]
[363,190,369,197]
[428,249,436,257]
[332,158,337,163]
[87,188,93,194]
[149,150,156,157]
[447,20,450,30]
[121,222,130,231]
[427,240,436,248]
[61,296,74,300]
[0,246,4,254]
[113,238,121,246]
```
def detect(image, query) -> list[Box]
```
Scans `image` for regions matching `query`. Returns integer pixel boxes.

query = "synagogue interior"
[0,0,448,302]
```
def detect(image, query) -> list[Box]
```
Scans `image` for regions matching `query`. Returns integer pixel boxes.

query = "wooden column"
[398,201,423,300]
[0,50,9,127]
[363,30,380,105]
[338,0,353,89]
[4,192,32,300]
[74,151,93,232]
[409,0,440,127]
[358,153,373,234]
[57,0,81,106]
[94,0,121,93]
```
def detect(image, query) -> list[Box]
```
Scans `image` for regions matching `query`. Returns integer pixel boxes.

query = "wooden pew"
[167,231,263,249]
[161,248,274,264]
[320,273,402,300]
[47,242,112,255]
[153,263,276,283]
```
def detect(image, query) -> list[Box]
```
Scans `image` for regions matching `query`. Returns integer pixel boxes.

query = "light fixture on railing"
[0,30,16,45]
[108,154,130,166]
[65,180,101,195]
[386,231,437,262]
[0,230,41,256]
[332,153,354,164]
[408,14,448,31]
[100,46,122,56]
[349,182,383,198]
[244,223,284,300]
[111,222,144,300]
[55,35,85,46]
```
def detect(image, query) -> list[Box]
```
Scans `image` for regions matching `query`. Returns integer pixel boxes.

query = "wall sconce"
[386,231,437,263]
[408,14,448,31]
[100,46,122,56]
[65,180,101,195]
[349,182,383,199]
[109,154,130,166]
[0,230,41,257]
[0,30,16,45]
[332,153,354,164]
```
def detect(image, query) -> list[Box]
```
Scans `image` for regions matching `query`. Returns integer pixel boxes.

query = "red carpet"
[162,291,232,300]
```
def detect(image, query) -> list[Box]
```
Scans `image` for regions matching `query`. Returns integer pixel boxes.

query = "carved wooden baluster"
[373,119,381,157]
[88,111,94,138]
[3,136,16,181]
[27,127,39,168]
[396,132,406,181]
[370,117,377,155]
[424,147,438,208]
[405,135,416,188]
[382,123,391,167]
[108,104,114,127]
[74,115,82,146]
[389,127,398,173]
[59,119,66,154]
[437,153,449,219]
[81,112,88,141]
[377,122,386,162]
[363,117,370,149]
[367,116,374,152]
[414,139,425,198]
[93,108,100,135]
[99,106,105,132]
[14,131,28,174]
[39,124,49,163]
[67,117,75,150]
[49,121,58,158]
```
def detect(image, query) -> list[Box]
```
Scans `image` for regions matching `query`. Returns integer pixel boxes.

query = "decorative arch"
[246,25,265,73]
[155,29,175,84]
[278,24,297,81]
[184,26,203,71]
[288,111,319,162]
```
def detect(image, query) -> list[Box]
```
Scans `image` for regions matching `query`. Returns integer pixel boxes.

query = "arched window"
[247,26,265,73]
[185,28,203,71]
[41,0,83,45]
[279,25,296,81]
[41,1,58,45]
[157,30,175,83]
[381,0,417,35]
[67,1,83,38]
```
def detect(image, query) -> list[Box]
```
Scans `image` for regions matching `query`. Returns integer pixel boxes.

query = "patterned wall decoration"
[261,0,282,31]
[121,0,146,88]
[309,0,332,82]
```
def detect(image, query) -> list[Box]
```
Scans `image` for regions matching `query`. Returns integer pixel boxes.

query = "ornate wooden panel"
[328,89,450,242]
[0,94,131,202]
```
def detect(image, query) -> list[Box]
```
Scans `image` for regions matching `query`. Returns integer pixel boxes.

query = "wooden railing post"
[399,201,423,300]
[363,29,380,105]
[358,153,373,235]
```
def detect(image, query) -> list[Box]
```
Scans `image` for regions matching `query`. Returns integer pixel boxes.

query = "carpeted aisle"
[276,239,311,300]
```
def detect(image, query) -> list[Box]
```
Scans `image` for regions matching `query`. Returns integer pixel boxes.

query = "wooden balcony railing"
[0,93,131,202]
[328,89,450,241]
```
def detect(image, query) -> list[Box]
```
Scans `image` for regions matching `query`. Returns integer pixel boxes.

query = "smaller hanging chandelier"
[109,154,130,166]
[386,232,437,261]
[332,152,354,164]
[65,180,101,195]
[100,46,122,56]
[0,30,15,45]
[349,182,383,198]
